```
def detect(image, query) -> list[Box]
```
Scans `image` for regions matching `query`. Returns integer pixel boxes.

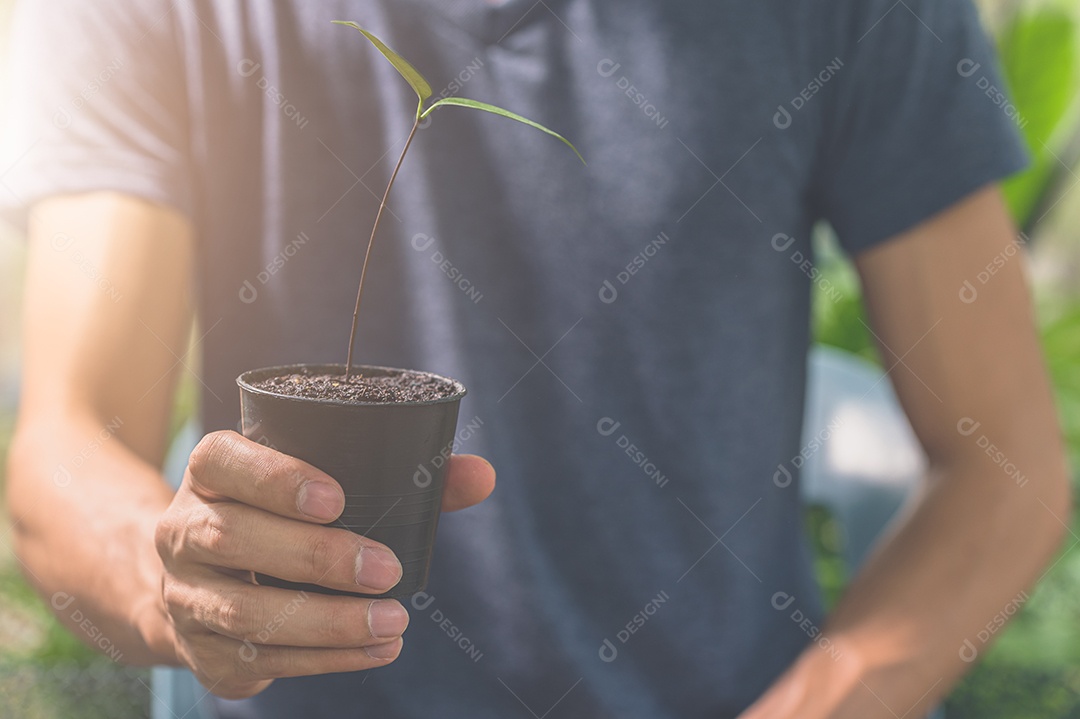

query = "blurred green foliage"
[808,4,1080,716]
[1043,307,1080,469]
[999,6,1080,226]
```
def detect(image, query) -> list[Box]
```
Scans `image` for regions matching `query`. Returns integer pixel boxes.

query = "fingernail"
[365,638,402,660]
[355,546,402,590]
[367,600,409,639]
[297,481,342,520]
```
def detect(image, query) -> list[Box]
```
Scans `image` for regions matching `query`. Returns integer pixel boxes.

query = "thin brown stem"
[344,116,422,379]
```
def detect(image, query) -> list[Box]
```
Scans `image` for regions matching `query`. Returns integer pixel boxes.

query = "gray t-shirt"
[2,0,1025,717]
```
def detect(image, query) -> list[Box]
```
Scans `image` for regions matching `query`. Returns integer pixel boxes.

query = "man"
[2,0,1071,717]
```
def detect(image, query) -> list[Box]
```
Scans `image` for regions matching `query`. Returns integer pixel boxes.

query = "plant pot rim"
[236,363,467,408]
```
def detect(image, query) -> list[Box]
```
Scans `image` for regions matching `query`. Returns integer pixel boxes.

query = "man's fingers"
[442,454,495,512]
[169,572,409,649]
[230,639,403,680]
[186,431,345,522]
[186,431,494,520]
[177,502,402,594]
[191,634,401,698]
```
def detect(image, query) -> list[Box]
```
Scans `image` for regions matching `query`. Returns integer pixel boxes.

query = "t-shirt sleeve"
[0,0,192,230]
[812,0,1029,255]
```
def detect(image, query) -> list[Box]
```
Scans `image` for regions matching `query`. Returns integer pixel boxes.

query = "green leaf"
[333,21,432,106]
[422,97,586,164]
[997,7,1080,225]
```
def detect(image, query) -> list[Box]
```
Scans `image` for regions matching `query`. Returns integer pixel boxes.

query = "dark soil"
[251,368,459,403]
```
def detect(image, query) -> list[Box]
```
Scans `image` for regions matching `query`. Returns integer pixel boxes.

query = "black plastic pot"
[236,363,466,599]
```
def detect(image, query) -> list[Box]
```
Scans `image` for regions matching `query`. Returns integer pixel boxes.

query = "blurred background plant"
[810,0,1080,716]
[0,0,1077,716]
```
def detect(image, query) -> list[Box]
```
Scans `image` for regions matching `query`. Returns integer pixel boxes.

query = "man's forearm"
[741,450,1072,719]
[8,411,179,665]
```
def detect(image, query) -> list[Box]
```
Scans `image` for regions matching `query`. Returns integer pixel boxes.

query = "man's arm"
[740,185,1072,718]
[10,193,193,663]
[7,193,495,698]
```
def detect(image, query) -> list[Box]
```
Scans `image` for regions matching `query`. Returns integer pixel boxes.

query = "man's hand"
[6,191,495,699]
[156,431,494,699]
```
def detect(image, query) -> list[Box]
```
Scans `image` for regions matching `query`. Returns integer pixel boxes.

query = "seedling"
[333,21,584,378]
[235,25,580,598]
